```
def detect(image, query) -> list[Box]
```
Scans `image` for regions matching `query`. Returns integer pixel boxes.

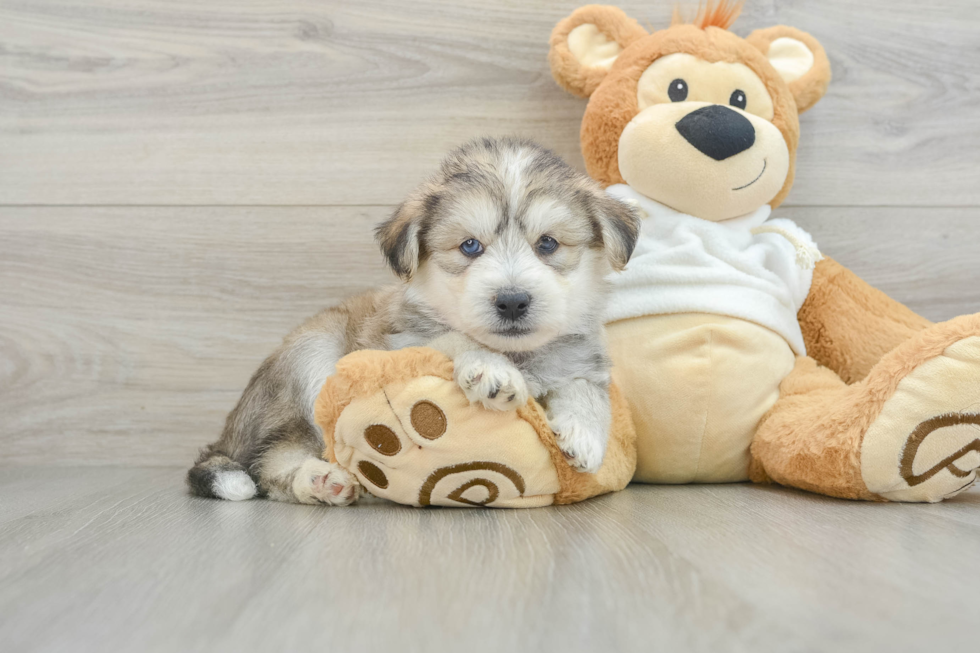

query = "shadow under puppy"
[188,137,639,505]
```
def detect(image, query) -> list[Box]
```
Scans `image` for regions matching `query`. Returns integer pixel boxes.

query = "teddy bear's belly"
[607,312,797,483]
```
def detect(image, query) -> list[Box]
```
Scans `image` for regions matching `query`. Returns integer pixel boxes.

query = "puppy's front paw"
[453,350,529,411]
[548,414,607,474]
[293,459,359,506]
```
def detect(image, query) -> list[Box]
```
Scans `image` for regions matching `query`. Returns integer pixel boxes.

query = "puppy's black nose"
[675,105,755,161]
[495,292,531,321]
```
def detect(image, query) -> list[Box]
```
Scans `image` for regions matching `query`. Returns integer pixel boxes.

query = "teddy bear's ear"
[549,5,648,98]
[747,26,831,113]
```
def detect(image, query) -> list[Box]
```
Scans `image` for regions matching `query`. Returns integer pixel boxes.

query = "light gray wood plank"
[1,205,978,467]
[0,466,154,525]
[0,467,976,653]
[785,206,980,320]
[0,206,395,466]
[1,0,978,206]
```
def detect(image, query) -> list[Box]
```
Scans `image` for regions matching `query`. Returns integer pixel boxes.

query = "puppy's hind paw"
[453,349,529,412]
[549,414,607,474]
[293,459,360,506]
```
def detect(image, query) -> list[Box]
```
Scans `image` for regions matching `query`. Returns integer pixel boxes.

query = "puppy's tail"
[187,450,257,501]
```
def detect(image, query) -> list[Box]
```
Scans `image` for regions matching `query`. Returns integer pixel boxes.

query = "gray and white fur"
[187,137,640,505]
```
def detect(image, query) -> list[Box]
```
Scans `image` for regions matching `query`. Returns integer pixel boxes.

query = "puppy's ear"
[549,5,648,98]
[585,191,640,271]
[747,26,831,113]
[375,197,427,280]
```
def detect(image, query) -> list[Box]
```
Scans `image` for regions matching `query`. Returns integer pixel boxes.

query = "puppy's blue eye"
[459,238,484,257]
[537,235,559,254]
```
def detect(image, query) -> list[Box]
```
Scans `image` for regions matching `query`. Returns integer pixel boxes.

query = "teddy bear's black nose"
[675,105,756,161]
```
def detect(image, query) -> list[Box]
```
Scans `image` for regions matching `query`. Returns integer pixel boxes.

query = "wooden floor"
[2,1,980,651]
[1,467,978,653]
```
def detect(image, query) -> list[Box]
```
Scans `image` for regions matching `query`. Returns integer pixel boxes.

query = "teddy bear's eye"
[668,79,688,102]
[730,89,747,110]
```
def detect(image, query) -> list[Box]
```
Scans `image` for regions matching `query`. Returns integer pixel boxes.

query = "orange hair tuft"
[672,0,744,30]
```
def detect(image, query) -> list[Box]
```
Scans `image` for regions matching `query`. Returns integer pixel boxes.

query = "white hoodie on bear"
[604,184,820,356]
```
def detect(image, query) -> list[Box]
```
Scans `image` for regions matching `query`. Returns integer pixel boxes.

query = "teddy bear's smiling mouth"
[732,159,767,191]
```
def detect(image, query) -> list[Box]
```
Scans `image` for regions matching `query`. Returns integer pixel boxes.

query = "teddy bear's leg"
[799,257,933,383]
[748,358,875,499]
[750,313,980,502]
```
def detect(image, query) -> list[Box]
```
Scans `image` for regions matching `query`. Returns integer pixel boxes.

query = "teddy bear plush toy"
[314,347,638,507]
[548,2,980,502]
[314,1,979,507]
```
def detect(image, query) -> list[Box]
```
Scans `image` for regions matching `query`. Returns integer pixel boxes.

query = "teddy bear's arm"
[798,257,933,384]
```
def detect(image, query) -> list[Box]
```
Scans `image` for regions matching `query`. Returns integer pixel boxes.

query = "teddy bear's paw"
[453,349,529,412]
[896,414,980,498]
[548,412,606,474]
[861,335,980,502]
[292,458,360,506]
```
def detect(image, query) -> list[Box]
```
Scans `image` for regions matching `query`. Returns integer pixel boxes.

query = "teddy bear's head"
[549,2,831,221]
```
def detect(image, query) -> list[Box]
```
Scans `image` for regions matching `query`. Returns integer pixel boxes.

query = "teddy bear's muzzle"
[617,101,790,221]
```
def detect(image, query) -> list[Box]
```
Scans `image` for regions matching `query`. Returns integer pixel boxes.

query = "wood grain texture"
[1,206,978,466]
[1,0,979,206]
[0,206,394,465]
[2,4,978,650]
[0,467,977,653]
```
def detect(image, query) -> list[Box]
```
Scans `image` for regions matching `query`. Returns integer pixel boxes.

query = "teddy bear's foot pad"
[316,347,637,508]
[332,375,560,507]
[861,336,980,502]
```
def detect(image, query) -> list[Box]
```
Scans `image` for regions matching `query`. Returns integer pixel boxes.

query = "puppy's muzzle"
[494,291,531,321]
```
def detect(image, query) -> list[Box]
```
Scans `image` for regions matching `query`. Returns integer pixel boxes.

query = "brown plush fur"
[749,358,874,499]
[548,5,648,98]
[314,347,637,504]
[315,347,456,463]
[550,5,980,502]
[799,258,933,384]
[672,0,744,30]
[524,382,636,504]
[573,24,801,208]
[751,313,980,499]
[746,26,832,114]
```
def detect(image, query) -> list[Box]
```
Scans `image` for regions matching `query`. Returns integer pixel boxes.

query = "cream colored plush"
[550,3,980,502]
[859,337,980,502]
[332,374,560,508]
[310,2,980,508]
[608,313,795,483]
[315,348,637,507]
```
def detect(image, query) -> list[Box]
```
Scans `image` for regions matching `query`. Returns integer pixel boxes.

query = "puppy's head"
[376,137,639,352]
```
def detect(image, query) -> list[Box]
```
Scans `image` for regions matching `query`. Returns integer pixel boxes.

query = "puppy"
[187,137,639,505]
